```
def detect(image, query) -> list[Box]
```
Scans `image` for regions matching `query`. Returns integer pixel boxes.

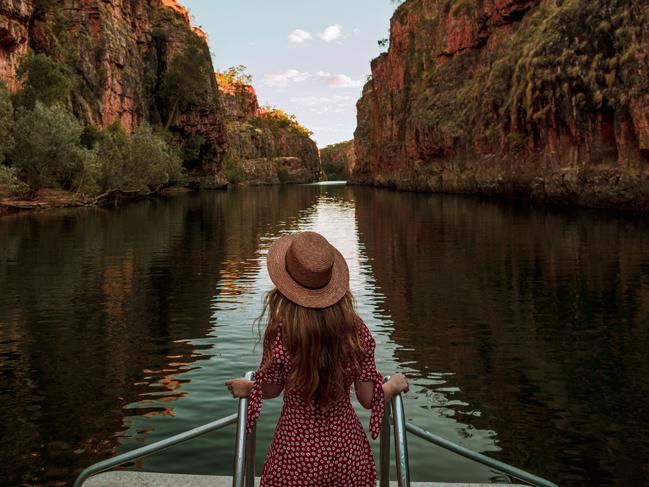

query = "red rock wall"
[353,0,649,210]
[320,140,356,180]
[0,0,226,162]
[0,0,32,92]
[219,81,320,184]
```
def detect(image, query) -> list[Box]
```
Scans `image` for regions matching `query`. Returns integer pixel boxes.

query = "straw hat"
[267,231,349,309]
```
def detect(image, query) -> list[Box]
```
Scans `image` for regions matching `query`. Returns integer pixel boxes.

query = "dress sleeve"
[358,320,385,440]
[246,329,286,433]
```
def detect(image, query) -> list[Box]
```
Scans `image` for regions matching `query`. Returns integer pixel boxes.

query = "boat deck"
[83,471,526,487]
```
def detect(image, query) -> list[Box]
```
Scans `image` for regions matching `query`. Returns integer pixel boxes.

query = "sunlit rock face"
[0,0,32,91]
[0,0,226,162]
[352,0,649,210]
[218,79,320,184]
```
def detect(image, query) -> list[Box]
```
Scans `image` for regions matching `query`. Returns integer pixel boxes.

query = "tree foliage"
[160,35,215,128]
[259,105,313,138]
[10,102,93,191]
[215,65,252,86]
[4,101,183,198]
[13,52,71,109]
[91,123,184,195]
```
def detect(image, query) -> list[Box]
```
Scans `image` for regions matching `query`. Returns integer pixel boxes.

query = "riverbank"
[0,186,199,217]
[350,159,649,212]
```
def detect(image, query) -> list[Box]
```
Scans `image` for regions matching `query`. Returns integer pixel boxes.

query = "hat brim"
[267,233,349,309]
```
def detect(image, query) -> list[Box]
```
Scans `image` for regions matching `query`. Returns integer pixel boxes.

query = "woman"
[226,231,409,486]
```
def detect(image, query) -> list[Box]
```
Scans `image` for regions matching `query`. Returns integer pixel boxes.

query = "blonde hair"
[257,288,364,407]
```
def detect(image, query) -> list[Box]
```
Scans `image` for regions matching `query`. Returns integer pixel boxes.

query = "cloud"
[290,95,354,106]
[325,74,363,88]
[262,69,310,87]
[290,95,355,114]
[318,24,344,43]
[288,29,312,43]
[262,70,363,89]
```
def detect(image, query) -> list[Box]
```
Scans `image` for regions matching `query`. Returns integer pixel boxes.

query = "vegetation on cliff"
[0,76,183,201]
[216,66,320,185]
[354,0,649,209]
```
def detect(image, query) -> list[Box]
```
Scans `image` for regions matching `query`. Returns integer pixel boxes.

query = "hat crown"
[285,232,334,289]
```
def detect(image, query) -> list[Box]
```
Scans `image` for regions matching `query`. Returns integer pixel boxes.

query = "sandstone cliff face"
[219,80,320,184]
[0,0,226,167]
[320,140,356,180]
[353,0,649,209]
[0,0,32,92]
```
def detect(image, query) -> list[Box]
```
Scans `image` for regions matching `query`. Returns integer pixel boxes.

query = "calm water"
[1,184,648,486]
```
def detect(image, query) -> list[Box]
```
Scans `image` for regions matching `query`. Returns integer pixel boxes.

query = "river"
[1,183,648,486]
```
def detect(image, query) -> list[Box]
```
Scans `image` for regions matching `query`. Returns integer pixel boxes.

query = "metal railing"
[233,371,256,487]
[72,413,238,487]
[378,377,558,487]
[73,372,256,487]
[75,370,557,487]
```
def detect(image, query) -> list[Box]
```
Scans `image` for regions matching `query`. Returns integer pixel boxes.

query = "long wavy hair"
[256,288,364,408]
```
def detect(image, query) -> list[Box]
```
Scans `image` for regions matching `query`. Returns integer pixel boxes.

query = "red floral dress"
[247,320,385,486]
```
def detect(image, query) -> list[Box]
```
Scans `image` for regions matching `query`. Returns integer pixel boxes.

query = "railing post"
[245,423,256,487]
[233,371,255,487]
[391,392,410,487]
[379,399,392,487]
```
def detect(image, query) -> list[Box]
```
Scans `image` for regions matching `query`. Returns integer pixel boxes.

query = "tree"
[130,124,184,189]
[215,65,253,86]
[0,82,14,163]
[14,52,71,109]
[94,123,183,195]
[10,102,92,191]
[160,35,215,129]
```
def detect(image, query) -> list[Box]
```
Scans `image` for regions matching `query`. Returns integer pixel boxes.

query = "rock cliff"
[353,0,649,209]
[0,0,226,170]
[320,140,356,180]
[218,79,320,184]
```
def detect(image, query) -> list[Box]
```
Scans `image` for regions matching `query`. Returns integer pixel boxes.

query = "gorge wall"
[320,140,356,180]
[1,0,319,187]
[218,79,320,184]
[352,0,649,210]
[0,0,227,168]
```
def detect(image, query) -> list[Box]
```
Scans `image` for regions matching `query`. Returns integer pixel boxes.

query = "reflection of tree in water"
[0,185,320,486]
[352,187,649,486]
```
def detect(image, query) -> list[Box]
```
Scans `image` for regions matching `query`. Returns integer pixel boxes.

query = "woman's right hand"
[383,373,409,399]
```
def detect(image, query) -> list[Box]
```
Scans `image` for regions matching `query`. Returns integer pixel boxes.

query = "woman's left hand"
[225,378,254,398]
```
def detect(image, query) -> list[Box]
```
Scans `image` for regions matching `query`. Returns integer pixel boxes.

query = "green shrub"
[131,123,184,188]
[94,123,184,194]
[0,165,29,196]
[13,52,71,109]
[223,154,244,184]
[10,102,93,191]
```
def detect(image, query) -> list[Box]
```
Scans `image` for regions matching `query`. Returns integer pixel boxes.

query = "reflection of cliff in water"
[352,187,649,486]
[0,186,320,486]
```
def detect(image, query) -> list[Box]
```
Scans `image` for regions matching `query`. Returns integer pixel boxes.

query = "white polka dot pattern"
[246,320,385,486]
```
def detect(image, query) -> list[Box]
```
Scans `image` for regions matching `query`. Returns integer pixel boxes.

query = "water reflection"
[353,188,649,486]
[1,185,648,486]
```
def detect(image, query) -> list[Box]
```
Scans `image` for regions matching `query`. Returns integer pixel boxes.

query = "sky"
[180,0,397,147]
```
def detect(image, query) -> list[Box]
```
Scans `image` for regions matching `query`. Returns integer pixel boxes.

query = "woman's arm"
[355,373,409,409]
[225,378,283,399]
